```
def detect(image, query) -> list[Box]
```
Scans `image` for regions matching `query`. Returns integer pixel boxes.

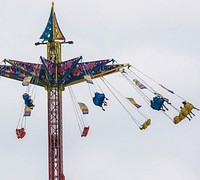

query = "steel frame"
[47,37,65,180]
[48,87,64,180]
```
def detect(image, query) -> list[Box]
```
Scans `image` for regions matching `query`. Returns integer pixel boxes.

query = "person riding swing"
[150,95,171,111]
[22,93,35,109]
[93,92,108,111]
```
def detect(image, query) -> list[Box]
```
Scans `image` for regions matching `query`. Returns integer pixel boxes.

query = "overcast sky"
[0,0,200,180]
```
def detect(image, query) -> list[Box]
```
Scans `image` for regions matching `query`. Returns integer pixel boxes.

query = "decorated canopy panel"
[0,57,126,89]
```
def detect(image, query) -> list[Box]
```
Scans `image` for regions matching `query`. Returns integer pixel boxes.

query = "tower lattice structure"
[0,2,127,180]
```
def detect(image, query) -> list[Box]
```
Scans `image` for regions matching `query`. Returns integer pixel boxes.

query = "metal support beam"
[48,87,65,180]
[47,40,65,180]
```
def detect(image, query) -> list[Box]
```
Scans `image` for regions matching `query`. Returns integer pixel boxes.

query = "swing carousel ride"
[0,2,199,180]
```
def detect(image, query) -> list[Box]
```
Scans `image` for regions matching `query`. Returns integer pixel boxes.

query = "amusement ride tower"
[0,2,126,180]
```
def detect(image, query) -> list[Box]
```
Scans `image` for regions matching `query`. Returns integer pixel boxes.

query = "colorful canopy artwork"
[0,57,126,88]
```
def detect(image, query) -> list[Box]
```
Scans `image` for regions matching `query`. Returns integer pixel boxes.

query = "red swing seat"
[81,126,90,137]
[16,128,26,139]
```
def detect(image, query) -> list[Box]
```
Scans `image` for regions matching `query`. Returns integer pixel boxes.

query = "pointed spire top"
[52,1,55,10]
[40,2,65,42]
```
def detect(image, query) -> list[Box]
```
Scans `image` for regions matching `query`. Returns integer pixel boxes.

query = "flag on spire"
[40,2,65,41]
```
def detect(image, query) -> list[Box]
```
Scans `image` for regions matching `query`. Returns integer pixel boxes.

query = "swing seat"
[93,92,106,107]
[140,119,151,130]
[81,126,90,137]
[16,128,26,139]
[151,96,165,111]
[23,93,34,108]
